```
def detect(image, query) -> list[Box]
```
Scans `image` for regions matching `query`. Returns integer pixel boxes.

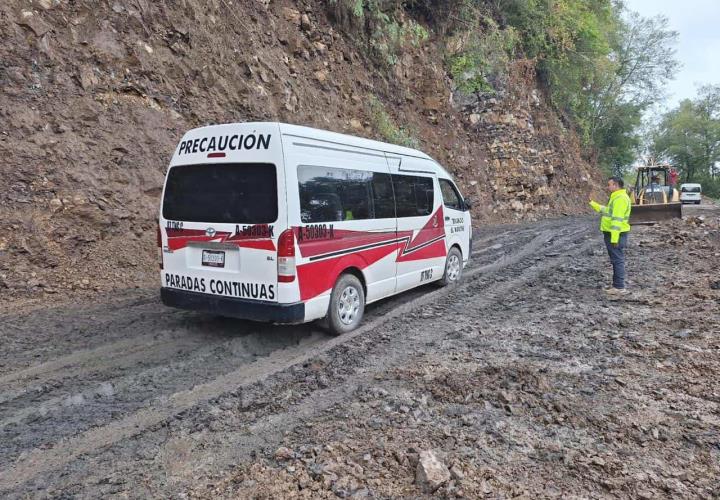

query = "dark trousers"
[604,232,628,289]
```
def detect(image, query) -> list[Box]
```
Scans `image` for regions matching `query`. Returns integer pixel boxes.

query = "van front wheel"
[325,274,365,335]
[439,247,463,287]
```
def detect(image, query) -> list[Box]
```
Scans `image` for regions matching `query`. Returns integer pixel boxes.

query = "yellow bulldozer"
[629,164,682,224]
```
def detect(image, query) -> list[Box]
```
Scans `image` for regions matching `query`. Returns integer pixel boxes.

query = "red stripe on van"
[236,239,276,251]
[297,242,402,301]
[296,229,397,258]
[164,228,276,252]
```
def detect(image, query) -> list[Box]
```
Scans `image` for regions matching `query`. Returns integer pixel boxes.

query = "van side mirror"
[463,198,473,211]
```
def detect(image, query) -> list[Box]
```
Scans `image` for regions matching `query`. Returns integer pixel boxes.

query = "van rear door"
[160,123,285,303]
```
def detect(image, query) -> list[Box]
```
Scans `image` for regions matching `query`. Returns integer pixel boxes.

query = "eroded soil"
[1,210,719,498]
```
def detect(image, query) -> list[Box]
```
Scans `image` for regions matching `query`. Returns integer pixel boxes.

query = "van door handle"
[445,216,450,221]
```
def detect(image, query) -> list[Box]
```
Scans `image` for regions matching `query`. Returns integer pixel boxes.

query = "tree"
[652,85,720,197]
[588,10,679,173]
[498,0,678,173]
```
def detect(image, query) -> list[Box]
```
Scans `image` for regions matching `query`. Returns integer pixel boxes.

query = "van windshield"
[681,186,701,193]
[162,163,278,223]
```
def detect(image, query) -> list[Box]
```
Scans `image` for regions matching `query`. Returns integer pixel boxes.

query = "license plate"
[202,250,225,268]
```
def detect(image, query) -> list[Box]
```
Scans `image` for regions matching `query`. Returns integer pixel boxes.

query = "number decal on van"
[298,224,335,241]
[166,220,183,230]
[233,224,274,238]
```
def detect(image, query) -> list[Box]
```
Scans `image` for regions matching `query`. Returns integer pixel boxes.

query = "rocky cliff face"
[0,0,603,297]
[459,60,599,220]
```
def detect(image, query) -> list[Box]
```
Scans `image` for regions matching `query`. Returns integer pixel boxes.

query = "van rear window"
[162,163,278,223]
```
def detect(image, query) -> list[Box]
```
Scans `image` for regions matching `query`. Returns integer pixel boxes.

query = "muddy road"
[1,213,719,498]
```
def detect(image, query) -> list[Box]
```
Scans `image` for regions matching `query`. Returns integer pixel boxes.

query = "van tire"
[438,247,463,287]
[324,274,365,335]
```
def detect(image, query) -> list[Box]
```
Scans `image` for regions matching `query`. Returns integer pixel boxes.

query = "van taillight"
[277,229,295,283]
[157,224,164,270]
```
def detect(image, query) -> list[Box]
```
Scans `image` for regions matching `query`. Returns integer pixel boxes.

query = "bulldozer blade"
[630,203,682,224]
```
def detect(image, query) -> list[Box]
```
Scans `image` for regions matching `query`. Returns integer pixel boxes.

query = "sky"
[624,0,720,112]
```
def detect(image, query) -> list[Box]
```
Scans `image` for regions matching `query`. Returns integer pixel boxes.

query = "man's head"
[608,177,624,193]
[651,175,660,184]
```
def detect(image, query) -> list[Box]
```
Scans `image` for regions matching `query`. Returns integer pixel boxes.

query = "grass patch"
[368,96,419,148]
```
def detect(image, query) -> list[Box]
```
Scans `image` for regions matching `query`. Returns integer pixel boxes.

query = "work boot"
[604,287,628,297]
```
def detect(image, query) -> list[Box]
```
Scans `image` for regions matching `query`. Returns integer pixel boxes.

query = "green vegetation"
[652,85,720,198]
[368,96,419,148]
[328,0,429,66]
[447,16,518,94]
[327,1,680,175]
[488,1,677,173]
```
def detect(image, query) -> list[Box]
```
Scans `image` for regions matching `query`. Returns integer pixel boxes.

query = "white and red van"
[159,122,472,334]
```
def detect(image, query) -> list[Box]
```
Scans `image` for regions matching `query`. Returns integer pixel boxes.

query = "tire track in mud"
[0,232,535,462]
[0,329,326,438]
[161,231,599,495]
[0,219,593,493]
[0,221,543,396]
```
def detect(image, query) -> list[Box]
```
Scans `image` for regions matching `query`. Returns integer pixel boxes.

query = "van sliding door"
[386,156,446,292]
[285,140,398,303]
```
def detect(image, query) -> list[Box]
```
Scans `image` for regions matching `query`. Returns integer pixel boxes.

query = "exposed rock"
[17,11,52,37]
[450,465,465,481]
[78,66,99,90]
[300,14,312,31]
[49,198,63,212]
[38,0,61,10]
[274,447,294,461]
[282,7,301,24]
[415,450,450,493]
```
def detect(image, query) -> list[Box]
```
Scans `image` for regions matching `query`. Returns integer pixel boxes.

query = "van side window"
[392,174,434,217]
[372,173,395,218]
[439,179,463,210]
[298,166,394,223]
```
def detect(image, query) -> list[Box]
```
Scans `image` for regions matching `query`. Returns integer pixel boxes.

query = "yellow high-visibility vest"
[590,189,631,243]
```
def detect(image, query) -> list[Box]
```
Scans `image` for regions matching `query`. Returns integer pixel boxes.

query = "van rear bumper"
[160,288,305,323]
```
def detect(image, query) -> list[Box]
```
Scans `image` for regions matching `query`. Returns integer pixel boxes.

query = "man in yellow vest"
[589,177,632,295]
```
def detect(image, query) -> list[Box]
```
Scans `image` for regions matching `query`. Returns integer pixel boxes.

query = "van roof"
[680,183,701,187]
[184,121,451,175]
[277,122,432,159]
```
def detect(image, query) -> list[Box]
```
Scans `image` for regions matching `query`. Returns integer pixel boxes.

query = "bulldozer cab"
[630,164,682,224]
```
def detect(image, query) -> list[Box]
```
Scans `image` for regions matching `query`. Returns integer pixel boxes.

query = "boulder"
[415,450,450,493]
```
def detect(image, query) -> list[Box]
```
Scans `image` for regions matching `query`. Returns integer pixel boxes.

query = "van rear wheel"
[439,247,463,287]
[324,274,365,335]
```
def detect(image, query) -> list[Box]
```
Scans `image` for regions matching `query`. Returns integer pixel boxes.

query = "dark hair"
[609,176,624,188]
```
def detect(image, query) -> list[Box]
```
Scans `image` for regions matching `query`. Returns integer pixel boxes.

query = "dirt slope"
[0,0,602,299]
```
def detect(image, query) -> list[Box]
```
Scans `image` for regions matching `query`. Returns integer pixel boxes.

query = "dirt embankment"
[0,0,602,301]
